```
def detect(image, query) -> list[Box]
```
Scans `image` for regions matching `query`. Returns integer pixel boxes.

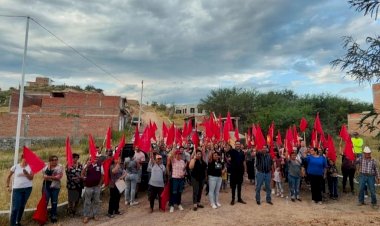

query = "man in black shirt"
[228,141,247,205]
[255,147,273,205]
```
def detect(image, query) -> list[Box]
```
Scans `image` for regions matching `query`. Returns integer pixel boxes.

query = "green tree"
[331,0,380,134]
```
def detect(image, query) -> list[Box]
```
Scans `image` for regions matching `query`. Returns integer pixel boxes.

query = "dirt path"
[29,178,380,226]
[140,106,171,139]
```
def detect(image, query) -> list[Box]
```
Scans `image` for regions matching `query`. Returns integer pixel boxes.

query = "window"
[190,108,195,113]
[198,108,203,114]
[176,109,182,114]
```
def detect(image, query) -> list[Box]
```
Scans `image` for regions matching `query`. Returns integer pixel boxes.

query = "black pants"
[342,168,355,192]
[149,185,163,209]
[309,174,323,202]
[230,173,243,201]
[192,178,204,204]
[108,187,121,214]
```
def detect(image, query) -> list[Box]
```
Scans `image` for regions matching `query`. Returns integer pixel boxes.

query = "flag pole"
[138,80,143,132]
[10,16,30,221]
[303,132,306,146]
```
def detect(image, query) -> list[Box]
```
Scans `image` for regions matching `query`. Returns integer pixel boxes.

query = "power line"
[29,17,126,85]
[0,15,128,86]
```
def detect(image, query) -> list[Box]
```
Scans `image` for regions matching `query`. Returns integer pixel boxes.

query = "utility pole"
[138,80,143,131]
[10,15,30,221]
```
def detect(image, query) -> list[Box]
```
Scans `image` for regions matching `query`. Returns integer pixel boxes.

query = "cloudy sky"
[0,0,377,104]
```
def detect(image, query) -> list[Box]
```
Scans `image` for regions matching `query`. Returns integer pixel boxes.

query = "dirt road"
[34,179,380,226]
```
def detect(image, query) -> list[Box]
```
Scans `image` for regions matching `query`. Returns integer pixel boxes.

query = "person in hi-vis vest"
[352,132,364,157]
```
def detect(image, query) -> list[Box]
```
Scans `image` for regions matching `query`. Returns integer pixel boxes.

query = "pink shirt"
[172,159,186,178]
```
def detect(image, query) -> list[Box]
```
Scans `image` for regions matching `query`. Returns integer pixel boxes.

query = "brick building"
[347,83,380,137]
[27,77,52,87]
[0,90,127,139]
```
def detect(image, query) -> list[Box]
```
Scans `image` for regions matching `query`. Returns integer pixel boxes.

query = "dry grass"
[0,146,89,211]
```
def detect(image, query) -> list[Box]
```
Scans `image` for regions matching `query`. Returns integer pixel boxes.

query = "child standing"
[327,159,338,200]
[273,167,284,198]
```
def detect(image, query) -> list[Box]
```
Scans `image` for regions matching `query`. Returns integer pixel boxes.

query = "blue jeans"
[44,186,60,220]
[208,176,222,205]
[10,187,32,226]
[358,174,377,204]
[288,175,300,198]
[170,178,185,206]
[328,176,338,198]
[125,174,138,203]
[255,171,271,202]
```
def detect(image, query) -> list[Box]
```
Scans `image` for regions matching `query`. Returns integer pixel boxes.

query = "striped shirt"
[356,157,380,178]
[256,151,272,173]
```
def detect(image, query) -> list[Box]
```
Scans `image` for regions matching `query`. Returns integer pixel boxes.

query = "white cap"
[363,146,371,154]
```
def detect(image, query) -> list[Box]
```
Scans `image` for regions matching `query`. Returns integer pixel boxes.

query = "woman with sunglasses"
[43,155,63,223]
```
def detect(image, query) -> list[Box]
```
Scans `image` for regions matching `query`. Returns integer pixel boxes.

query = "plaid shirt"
[171,159,186,179]
[356,157,380,178]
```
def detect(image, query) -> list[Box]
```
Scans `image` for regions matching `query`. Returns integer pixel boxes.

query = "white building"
[175,104,206,116]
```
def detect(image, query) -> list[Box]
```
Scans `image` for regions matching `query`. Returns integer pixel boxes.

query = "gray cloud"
[0,0,375,104]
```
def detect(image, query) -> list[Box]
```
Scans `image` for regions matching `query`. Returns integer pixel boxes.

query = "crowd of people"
[6,131,380,226]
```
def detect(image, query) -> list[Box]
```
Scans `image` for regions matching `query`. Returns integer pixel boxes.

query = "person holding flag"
[65,153,83,217]
[7,154,34,226]
[42,155,64,223]
[81,155,104,224]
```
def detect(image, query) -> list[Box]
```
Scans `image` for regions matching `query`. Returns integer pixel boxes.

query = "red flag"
[162,122,168,138]
[234,127,239,141]
[293,125,299,146]
[299,117,308,132]
[105,127,112,149]
[344,135,355,161]
[187,120,193,138]
[276,130,283,146]
[255,124,266,150]
[214,122,221,142]
[140,127,152,153]
[269,145,276,159]
[286,128,294,155]
[339,124,349,141]
[182,121,188,138]
[66,137,73,168]
[133,126,140,147]
[32,192,48,225]
[23,146,45,173]
[88,135,97,163]
[313,113,323,134]
[192,131,200,150]
[267,122,275,145]
[247,129,252,148]
[102,158,112,186]
[166,123,175,146]
[160,180,171,211]
[114,134,125,160]
[149,121,157,141]
[326,135,336,162]
[226,111,233,131]
[223,124,230,142]
[311,129,317,148]
[175,128,183,145]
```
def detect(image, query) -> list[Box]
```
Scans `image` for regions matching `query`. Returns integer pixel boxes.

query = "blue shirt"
[306,155,327,176]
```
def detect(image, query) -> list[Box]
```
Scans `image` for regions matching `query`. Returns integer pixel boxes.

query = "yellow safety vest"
[351,137,364,154]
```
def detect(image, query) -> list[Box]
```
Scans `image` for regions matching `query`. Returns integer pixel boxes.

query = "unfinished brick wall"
[1,91,125,139]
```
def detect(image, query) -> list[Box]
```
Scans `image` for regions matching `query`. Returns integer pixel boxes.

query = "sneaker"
[211,204,218,209]
[216,202,222,207]
[114,211,123,215]
[271,189,275,195]
[230,200,235,205]
[193,205,198,211]
[280,194,284,198]
[197,204,204,208]
[169,206,174,213]
[266,201,273,205]
[130,201,139,206]
[237,199,247,204]
[318,201,323,205]
[178,205,184,211]
[106,213,114,218]
[125,201,129,206]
